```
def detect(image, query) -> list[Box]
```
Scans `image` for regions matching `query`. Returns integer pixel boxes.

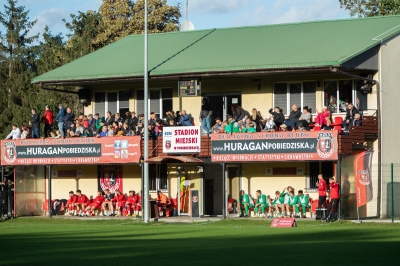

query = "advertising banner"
[162,126,201,154]
[270,218,297,227]
[211,131,338,162]
[354,151,374,207]
[1,137,141,166]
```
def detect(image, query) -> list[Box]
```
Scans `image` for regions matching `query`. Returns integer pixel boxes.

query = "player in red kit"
[317,174,327,209]
[327,177,340,222]
[112,190,126,217]
[123,191,136,216]
[75,190,90,216]
[84,190,104,216]
[67,191,78,216]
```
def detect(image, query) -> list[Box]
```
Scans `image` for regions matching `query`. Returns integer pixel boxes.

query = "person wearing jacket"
[178,110,192,126]
[272,191,284,217]
[343,103,359,131]
[199,98,213,135]
[295,190,309,218]
[42,105,54,138]
[5,124,21,140]
[63,107,74,132]
[269,107,285,128]
[29,108,40,138]
[283,104,301,128]
[317,174,327,209]
[327,177,340,222]
[56,104,66,137]
[253,190,268,218]
[238,190,250,217]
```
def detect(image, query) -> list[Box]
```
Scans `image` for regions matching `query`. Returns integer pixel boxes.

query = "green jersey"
[272,196,282,205]
[288,195,298,205]
[256,194,267,205]
[240,194,250,204]
[242,127,256,133]
[298,194,309,205]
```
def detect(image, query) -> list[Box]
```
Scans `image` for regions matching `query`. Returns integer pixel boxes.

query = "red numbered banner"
[211,131,338,162]
[1,137,141,166]
[354,151,374,207]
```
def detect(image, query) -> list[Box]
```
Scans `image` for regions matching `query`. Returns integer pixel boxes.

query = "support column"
[222,163,226,219]
[337,157,342,220]
[47,165,52,218]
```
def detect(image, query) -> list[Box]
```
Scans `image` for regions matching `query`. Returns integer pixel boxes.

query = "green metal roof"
[32,15,400,84]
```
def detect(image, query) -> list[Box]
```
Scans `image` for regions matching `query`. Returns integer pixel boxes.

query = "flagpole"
[143,0,149,223]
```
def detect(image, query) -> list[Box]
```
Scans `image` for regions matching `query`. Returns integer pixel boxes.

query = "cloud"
[234,0,349,27]
[189,0,246,15]
[30,8,68,37]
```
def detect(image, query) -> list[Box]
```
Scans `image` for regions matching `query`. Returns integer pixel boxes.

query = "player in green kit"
[285,190,298,218]
[272,191,284,217]
[253,190,267,218]
[238,190,250,217]
[281,186,292,217]
[295,190,310,218]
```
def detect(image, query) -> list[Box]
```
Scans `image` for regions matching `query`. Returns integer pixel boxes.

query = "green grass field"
[0,218,399,265]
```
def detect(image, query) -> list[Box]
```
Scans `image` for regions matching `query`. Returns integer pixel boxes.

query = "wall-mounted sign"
[178,80,199,96]
[1,137,141,166]
[232,98,238,104]
[163,126,201,153]
[211,131,338,162]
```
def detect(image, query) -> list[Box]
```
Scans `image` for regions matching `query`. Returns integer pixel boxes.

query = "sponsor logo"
[192,196,198,203]
[358,169,370,186]
[3,141,17,164]
[165,140,171,150]
[316,132,334,158]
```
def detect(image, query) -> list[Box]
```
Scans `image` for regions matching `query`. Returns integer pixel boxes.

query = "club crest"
[316,132,334,158]
[3,141,17,164]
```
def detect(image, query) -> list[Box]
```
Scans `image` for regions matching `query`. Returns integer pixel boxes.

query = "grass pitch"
[0,218,399,265]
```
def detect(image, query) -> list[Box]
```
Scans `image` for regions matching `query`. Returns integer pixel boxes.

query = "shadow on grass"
[0,219,399,265]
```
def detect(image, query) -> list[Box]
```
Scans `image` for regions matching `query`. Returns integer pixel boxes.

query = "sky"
[1,0,351,39]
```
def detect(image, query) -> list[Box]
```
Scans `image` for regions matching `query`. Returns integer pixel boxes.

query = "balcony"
[141,115,378,161]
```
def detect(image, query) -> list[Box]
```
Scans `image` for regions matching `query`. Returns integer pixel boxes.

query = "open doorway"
[205,93,241,128]
[203,164,223,216]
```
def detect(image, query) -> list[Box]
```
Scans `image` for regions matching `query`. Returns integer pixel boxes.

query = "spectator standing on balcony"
[56,104,66,137]
[251,108,262,131]
[29,108,40,138]
[178,110,192,126]
[299,106,311,127]
[284,104,301,128]
[5,124,21,140]
[166,110,176,126]
[20,124,29,139]
[343,103,360,131]
[41,105,53,138]
[211,117,223,133]
[105,111,114,126]
[93,113,102,134]
[63,107,74,132]
[87,114,95,129]
[128,112,138,131]
[199,98,212,135]
[269,107,284,128]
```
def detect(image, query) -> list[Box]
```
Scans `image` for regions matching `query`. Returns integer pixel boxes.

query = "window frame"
[149,164,168,192]
[273,81,317,115]
[136,88,173,119]
[94,90,131,118]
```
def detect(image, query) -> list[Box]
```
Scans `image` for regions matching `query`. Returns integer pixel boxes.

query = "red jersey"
[113,194,126,204]
[42,110,53,125]
[329,183,340,199]
[68,195,78,204]
[126,196,135,205]
[318,179,327,196]
[78,194,90,204]
[94,195,104,205]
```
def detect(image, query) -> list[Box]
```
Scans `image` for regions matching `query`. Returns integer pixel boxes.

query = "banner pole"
[391,163,394,223]
[356,205,360,223]
[48,165,52,218]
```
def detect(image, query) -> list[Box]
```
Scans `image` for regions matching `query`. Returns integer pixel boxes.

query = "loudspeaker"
[78,88,91,104]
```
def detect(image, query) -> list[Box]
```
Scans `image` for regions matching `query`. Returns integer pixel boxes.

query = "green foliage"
[339,0,400,17]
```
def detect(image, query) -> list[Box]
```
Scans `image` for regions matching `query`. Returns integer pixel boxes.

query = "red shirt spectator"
[318,178,327,196]
[42,107,53,125]
[329,182,340,199]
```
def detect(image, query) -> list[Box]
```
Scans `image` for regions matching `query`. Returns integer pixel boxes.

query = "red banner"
[211,131,338,162]
[354,151,374,207]
[98,165,123,194]
[1,137,141,166]
[270,218,297,227]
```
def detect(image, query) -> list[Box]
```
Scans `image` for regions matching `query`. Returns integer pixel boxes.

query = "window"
[273,82,316,115]
[15,166,45,193]
[136,88,173,119]
[307,162,334,191]
[94,91,131,118]
[324,80,368,113]
[149,164,168,191]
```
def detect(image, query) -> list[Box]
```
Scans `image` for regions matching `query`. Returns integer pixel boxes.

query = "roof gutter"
[39,83,79,94]
[329,67,382,219]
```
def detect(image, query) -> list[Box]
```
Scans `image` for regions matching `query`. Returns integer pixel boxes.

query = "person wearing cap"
[262,116,276,132]
[56,104,66,137]
[5,124,21,140]
[199,98,213,135]
[211,117,223,133]
[299,106,311,127]
[314,106,330,127]
[29,108,40,138]
[41,105,53,138]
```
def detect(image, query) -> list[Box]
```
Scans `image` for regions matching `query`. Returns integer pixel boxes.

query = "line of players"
[238,175,340,222]
[66,189,142,217]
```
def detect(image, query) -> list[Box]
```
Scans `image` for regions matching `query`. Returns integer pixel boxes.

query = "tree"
[339,0,400,17]
[93,0,181,47]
